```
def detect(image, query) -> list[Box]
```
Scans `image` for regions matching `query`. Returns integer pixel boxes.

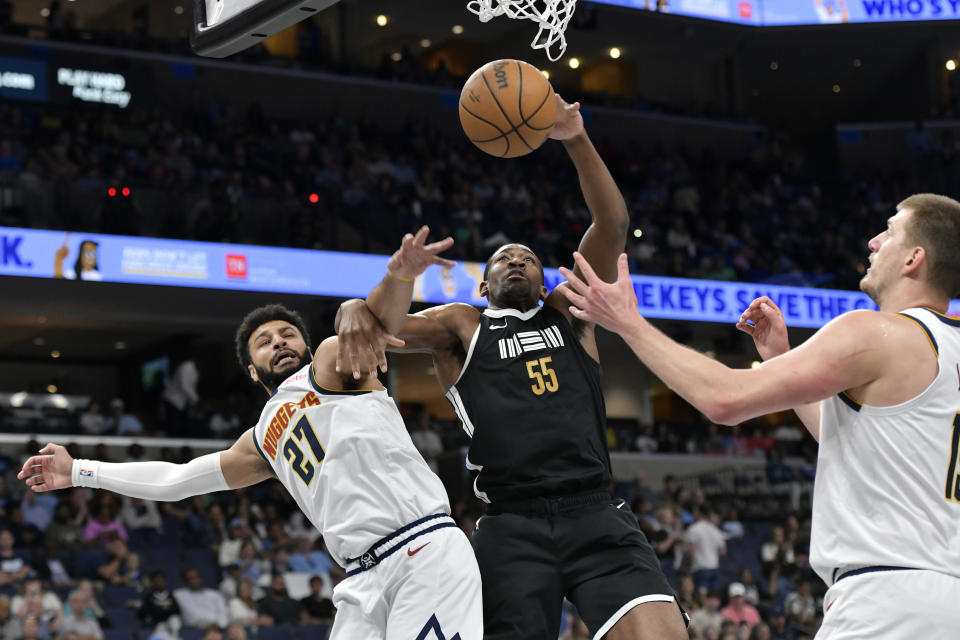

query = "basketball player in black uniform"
[336,97,687,640]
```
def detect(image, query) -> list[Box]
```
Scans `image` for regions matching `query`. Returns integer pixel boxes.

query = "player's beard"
[254,346,312,393]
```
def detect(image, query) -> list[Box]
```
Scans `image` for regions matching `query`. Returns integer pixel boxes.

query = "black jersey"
[446,305,611,502]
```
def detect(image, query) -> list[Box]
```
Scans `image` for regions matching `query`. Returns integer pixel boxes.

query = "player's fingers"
[424,236,454,253]
[556,283,588,310]
[381,332,405,348]
[557,266,588,295]
[568,305,591,321]
[39,443,58,455]
[432,257,457,268]
[759,302,781,318]
[413,226,430,245]
[735,322,756,336]
[616,253,630,282]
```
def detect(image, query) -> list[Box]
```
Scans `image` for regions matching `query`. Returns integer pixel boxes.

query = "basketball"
[459,59,558,158]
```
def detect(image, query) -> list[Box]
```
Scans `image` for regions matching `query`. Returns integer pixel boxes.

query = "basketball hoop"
[466,0,577,62]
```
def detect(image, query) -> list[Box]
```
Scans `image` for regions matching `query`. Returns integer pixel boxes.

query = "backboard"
[191,0,342,58]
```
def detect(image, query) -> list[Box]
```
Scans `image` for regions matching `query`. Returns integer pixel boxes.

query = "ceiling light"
[947,59,957,71]
[420,39,431,48]
[10,392,27,408]
[376,14,388,27]
[832,84,841,93]
[770,61,778,71]
[568,57,580,69]
[452,24,464,35]
[750,361,761,369]
[633,229,643,238]
[541,70,550,79]
[50,350,61,359]
[853,58,862,68]
[609,47,621,59]
[114,341,127,350]
[33,337,46,346]
[391,52,402,62]
[46,385,58,394]
[174,5,185,15]
[40,8,50,17]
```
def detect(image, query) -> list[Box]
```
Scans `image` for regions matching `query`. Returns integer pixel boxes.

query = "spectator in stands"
[299,575,334,624]
[649,505,684,561]
[19,615,47,640]
[173,568,228,630]
[766,606,795,640]
[749,623,772,640]
[228,578,271,627]
[226,623,247,640]
[257,574,301,627]
[162,359,200,437]
[59,589,103,640]
[674,573,699,613]
[96,538,140,586]
[18,594,60,638]
[218,518,248,567]
[11,578,61,621]
[720,582,761,629]
[0,528,31,586]
[634,425,658,453]
[760,526,793,575]
[0,595,18,639]
[138,570,181,640]
[261,521,288,552]
[120,496,162,542]
[82,502,128,545]
[288,536,332,575]
[782,579,817,630]
[79,402,108,436]
[235,539,264,584]
[105,398,144,436]
[721,508,744,540]
[202,626,223,640]
[19,490,57,532]
[409,410,444,473]
[689,589,723,635]
[685,505,727,590]
[737,568,761,607]
[45,502,82,548]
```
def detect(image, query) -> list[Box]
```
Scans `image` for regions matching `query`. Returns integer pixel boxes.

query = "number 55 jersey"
[812,307,960,585]
[251,363,449,568]
[445,305,612,504]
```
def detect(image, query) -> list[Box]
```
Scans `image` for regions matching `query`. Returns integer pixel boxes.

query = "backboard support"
[191,0,342,59]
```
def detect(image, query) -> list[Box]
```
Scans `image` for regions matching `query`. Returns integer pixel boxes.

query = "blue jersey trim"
[898,313,939,356]
[836,391,862,412]
[923,307,960,328]
[309,363,373,396]
[252,427,270,463]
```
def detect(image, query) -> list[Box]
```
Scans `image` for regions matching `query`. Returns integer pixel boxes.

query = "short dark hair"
[235,304,312,371]
[897,193,960,297]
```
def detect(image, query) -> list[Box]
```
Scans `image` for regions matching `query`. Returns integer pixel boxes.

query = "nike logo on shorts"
[407,542,431,556]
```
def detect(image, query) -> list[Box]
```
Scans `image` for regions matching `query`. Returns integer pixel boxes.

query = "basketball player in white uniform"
[18,234,482,640]
[556,193,960,637]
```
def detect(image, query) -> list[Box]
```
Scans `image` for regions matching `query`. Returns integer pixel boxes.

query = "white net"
[466,0,577,62]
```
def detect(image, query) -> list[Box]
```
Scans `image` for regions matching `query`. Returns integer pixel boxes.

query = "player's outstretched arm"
[18,430,271,499]
[736,296,821,441]
[558,252,890,426]
[548,95,629,288]
[367,225,455,335]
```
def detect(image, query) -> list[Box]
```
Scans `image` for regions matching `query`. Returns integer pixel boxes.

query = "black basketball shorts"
[471,496,680,639]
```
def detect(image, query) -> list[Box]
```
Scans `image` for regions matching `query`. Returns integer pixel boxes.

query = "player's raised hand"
[335,299,405,379]
[558,252,640,335]
[548,95,583,141]
[387,226,456,281]
[17,443,75,492]
[736,296,790,361]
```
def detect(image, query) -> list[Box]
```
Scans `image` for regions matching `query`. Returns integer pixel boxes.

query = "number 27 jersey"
[251,363,449,568]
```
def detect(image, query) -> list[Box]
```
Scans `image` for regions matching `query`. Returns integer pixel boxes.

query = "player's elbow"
[704,397,741,426]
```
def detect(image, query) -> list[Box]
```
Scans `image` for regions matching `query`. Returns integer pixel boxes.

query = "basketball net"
[466,0,577,62]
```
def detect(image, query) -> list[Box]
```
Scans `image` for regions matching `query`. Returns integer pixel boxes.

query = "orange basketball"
[459,59,557,158]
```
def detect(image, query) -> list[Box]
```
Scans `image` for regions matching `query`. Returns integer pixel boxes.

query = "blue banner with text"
[2,227,957,329]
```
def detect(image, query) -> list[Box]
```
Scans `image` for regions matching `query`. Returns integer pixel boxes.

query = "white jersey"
[811,307,960,585]
[251,364,449,568]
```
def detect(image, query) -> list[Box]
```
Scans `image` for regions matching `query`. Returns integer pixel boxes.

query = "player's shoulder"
[417,302,480,328]
[821,309,931,352]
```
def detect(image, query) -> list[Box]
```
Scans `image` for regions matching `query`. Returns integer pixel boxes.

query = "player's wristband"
[72,459,102,488]
[387,271,415,282]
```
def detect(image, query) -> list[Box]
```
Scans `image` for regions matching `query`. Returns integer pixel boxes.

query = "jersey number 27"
[283,415,326,485]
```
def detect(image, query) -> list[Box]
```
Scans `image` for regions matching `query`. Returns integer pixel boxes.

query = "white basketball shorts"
[816,568,960,639]
[329,524,482,640]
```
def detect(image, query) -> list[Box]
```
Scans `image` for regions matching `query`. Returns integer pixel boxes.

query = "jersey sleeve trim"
[251,427,271,464]
[921,306,960,328]
[836,391,862,412]
[898,313,939,357]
